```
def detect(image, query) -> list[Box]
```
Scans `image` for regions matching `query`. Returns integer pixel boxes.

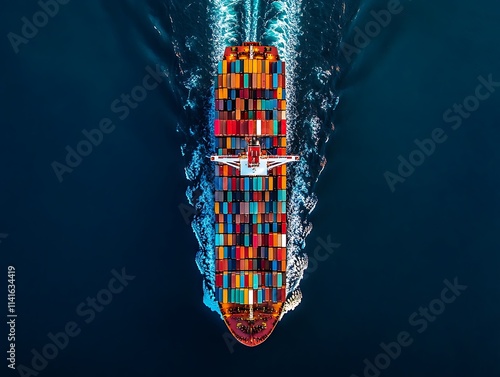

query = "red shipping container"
[214,119,220,135]
[280,119,286,134]
[216,274,223,287]
[249,121,255,135]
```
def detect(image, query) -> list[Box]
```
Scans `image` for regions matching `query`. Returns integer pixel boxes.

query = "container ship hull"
[211,42,297,346]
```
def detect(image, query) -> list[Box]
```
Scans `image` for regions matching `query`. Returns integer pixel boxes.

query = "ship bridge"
[211,138,298,176]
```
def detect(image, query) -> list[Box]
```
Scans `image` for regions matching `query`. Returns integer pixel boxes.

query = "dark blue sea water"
[1,1,499,376]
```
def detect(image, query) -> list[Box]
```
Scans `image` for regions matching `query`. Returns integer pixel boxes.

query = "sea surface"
[1,1,499,376]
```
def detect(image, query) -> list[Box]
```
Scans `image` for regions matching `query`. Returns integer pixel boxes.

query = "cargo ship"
[211,42,298,346]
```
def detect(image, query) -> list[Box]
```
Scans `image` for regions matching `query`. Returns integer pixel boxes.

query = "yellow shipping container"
[282,176,287,189]
[235,274,240,288]
[277,87,282,99]
[253,59,258,74]
[269,248,274,260]
[222,61,227,74]
[244,289,248,303]
[223,289,228,303]
[215,202,220,214]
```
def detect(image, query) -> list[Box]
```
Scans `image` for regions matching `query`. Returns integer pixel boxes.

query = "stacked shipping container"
[214,52,287,306]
